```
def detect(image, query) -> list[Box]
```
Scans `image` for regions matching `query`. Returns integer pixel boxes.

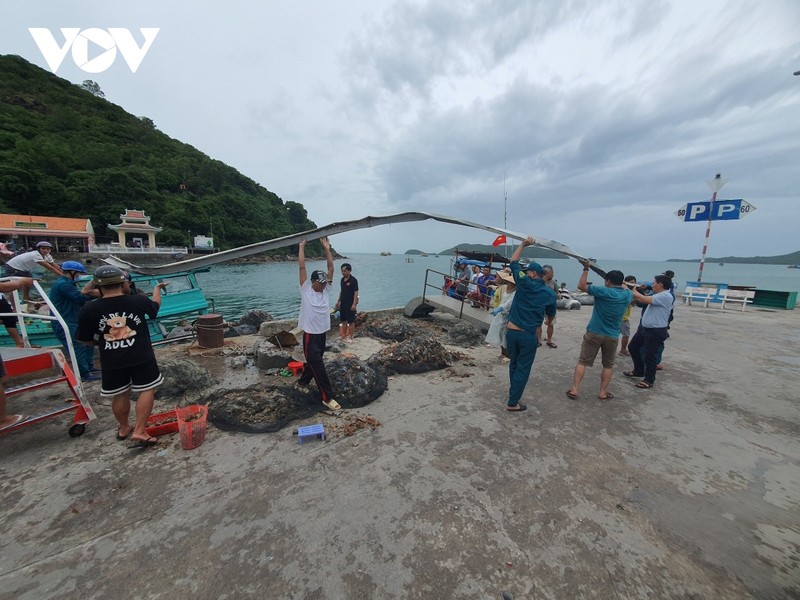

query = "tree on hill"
[0,54,319,251]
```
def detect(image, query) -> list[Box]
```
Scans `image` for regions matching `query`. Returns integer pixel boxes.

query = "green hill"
[667,250,800,265]
[0,55,316,250]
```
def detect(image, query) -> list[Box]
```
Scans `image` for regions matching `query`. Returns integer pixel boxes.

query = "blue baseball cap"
[524,262,544,276]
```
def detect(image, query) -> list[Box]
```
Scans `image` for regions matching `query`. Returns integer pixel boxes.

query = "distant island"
[668,250,800,265]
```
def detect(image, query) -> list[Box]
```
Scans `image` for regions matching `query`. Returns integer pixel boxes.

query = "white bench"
[682,286,718,308]
[720,289,755,311]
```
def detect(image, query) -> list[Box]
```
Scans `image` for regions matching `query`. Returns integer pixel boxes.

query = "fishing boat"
[380,251,392,256]
[0,270,212,348]
[788,265,799,269]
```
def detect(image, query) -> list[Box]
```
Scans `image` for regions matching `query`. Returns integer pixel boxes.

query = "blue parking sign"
[676,199,753,222]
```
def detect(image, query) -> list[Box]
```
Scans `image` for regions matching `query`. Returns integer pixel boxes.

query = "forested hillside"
[0,55,316,250]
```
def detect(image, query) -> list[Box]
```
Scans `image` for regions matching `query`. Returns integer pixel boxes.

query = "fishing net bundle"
[367,335,452,374]
[206,382,319,433]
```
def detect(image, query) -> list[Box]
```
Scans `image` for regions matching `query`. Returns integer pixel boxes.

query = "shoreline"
[1,303,798,598]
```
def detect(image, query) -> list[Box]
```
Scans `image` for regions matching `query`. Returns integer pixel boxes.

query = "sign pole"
[696,173,726,283]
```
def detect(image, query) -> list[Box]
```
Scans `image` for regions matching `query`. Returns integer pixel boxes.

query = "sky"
[2,0,799,260]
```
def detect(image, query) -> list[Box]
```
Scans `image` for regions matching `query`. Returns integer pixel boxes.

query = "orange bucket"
[287,361,304,376]
[176,404,208,450]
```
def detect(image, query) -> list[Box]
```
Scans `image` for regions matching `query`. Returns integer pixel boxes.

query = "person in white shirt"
[3,241,63,301]
[295,237,340,411]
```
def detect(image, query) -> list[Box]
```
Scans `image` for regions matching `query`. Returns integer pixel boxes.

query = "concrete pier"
[1,302,798,599]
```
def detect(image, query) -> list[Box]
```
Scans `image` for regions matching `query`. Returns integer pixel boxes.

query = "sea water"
[195,254,800,321]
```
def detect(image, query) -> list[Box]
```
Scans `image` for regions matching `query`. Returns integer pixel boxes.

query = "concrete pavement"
[1,302,798,599]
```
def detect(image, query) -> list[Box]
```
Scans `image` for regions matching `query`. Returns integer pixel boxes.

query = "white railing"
[88,244,188,254]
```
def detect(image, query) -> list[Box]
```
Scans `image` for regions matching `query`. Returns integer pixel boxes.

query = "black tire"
[68,423,86,438]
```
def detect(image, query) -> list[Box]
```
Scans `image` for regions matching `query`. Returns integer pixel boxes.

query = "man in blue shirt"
[567,262,633,400]
[624,274,675,388]
[504,237,557,412]
[50,261,99,382]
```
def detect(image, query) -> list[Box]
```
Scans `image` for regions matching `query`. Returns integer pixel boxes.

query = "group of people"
[483,237,675,411]
[0,258,168,448]
[1,235,675,436]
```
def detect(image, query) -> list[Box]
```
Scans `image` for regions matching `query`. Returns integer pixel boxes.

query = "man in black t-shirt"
[335,263,359,343]
[77,266,167,448]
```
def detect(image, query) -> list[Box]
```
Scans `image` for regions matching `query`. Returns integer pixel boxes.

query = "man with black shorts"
[335,263,359,343]
[0,277,31,347]
[76,265,167,447]
[2,241,62,302]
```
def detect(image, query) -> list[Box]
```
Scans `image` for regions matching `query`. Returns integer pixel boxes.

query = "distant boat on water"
[788,265,800,269]
[380,251,392,256]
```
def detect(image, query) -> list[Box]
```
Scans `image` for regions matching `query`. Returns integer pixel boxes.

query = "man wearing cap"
[503,236,557,412]
[566,262,633,401]
[77,265,167,447]
[2,241,62,302]
[296,237,340,411]
[624,274,675,389]
[50,261,100,382]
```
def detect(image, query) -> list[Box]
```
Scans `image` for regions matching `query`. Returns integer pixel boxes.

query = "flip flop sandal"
[506,403,527,412]
[116,427,133,441]
[598,392,615,400]
[635,382,653,389]
[623,371,643,378]
[566,390,578,400]
[128,437,159,450]
[546,342,557,348]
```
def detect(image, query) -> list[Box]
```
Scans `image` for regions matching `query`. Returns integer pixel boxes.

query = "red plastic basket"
[145,409,179,437]
[175,404,208,450]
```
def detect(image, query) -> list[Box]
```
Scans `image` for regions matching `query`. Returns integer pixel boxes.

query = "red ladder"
[1,347,97,438]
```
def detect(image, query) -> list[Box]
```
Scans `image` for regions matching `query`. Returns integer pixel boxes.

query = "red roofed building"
[0,213,94,252]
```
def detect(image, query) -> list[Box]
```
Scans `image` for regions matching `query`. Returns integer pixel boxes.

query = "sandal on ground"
[598,392,615,400]
[116,426,133,441]
[623,371,643,378]
[546,341,557,348]
[565,390,578,400]
[322,399,341,411]
[128,437,158,450]
[635,381,653,389]
[506,403,527,412]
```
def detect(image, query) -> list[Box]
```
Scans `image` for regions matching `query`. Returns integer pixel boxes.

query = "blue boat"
[0,270,212,348]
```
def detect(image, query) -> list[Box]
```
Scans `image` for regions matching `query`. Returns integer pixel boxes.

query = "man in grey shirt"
[624,274,674,389]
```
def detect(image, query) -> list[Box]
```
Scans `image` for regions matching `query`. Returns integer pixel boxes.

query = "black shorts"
[0,297,18,329]
[2,266,32,277]
[339,308,357,324]
[100,359,163,398]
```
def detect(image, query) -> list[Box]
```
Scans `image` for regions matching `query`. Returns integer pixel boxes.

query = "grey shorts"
[620,320,631,337]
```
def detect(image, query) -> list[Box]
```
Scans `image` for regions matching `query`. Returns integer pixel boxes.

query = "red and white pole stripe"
[696,173,724,284]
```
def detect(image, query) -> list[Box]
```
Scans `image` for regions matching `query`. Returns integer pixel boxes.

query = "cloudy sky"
[3,0,799,260]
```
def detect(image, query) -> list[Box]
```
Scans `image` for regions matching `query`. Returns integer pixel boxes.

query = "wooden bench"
[682,286,718,308]
[720,289,755,311]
